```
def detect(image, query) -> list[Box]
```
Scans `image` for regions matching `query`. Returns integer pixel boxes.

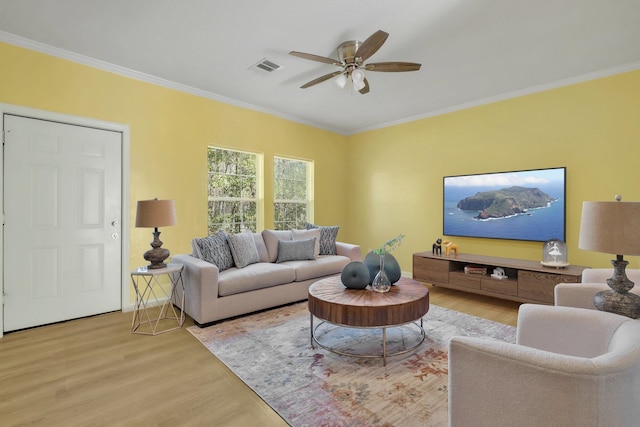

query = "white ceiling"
[1,0,639,135]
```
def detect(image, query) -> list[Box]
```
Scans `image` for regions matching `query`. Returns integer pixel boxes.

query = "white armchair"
[448,304,640,427]
[555,268,640,310]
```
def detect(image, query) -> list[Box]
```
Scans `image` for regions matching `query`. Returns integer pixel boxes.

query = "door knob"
[112,221,119,227]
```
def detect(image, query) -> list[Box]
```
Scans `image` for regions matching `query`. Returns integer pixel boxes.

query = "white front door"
[3,114,122,331]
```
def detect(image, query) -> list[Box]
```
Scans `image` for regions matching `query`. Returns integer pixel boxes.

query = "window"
[208,147,262,234]
[273,156,313,230]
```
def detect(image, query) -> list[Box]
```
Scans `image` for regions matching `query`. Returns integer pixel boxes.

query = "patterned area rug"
[188,302,516,427]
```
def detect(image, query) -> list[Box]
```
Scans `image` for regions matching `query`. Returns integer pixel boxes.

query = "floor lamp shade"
[578,200,640,318]
[135,199,177,269]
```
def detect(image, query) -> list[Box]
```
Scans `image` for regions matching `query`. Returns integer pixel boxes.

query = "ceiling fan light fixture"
[335,73,348,89]
[352,69,365,83]
[289,30,421,94]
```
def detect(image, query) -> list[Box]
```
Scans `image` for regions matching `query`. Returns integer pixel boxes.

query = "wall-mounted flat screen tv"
[443,167,566,242]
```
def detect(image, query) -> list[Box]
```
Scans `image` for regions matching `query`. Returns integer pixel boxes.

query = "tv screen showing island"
[443,167,566,242]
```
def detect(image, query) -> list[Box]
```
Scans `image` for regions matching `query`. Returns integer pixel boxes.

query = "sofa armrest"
[335,242,361,261]
[172,254,220,324]
[554,282,607,310]
[516,303,628,357]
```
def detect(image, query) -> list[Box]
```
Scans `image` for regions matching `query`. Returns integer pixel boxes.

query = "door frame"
[1,104,131,338]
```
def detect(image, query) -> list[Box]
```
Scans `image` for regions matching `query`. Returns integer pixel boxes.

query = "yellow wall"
[348,70,640,271]
[0,42,348,285]
[2,41,640,282]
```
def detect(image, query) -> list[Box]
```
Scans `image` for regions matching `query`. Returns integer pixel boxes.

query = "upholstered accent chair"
[555,268,640,310]
[448,304,640,427]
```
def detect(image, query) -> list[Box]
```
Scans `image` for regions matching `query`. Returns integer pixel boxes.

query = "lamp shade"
[578,201,640,256]
[135,199,177,228]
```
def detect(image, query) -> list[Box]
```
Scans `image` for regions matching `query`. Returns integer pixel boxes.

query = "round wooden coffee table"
[308,276,429,365]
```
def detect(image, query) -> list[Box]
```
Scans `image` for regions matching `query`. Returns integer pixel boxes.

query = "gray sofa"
[173,229,361,326]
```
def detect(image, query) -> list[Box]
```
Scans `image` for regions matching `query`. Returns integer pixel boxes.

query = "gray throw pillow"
[306,223,339,255]
[192,231,235,271]
[292,228,321,257]
[276,238,316,263]
[227,232,260,268]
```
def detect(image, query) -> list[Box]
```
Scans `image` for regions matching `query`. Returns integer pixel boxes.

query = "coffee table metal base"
[310,315,426,366]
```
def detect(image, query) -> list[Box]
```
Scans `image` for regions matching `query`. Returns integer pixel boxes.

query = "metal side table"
[130,263,185,335]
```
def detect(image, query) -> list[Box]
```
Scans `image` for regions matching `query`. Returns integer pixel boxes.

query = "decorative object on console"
[578,196,640,318]
[340,261,370,289]
[135,198,177,269]
[442,239,458,257]
[541,239,568,267]
[432,238,442,255]
[491,267,507,280]
[464,264,486,275]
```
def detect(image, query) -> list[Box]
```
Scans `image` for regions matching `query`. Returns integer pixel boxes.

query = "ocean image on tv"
[443,168,565,242]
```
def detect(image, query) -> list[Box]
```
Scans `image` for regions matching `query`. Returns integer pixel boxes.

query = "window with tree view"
[208,147,260,234]
[274,156,313,230]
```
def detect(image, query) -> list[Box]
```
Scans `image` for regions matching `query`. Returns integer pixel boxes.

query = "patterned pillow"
[191,231,235,271]
[276,238,316,263]
[227,232,260,268]
[305,223,339,255]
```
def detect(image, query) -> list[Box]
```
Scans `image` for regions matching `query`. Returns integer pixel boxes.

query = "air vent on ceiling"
[250,58,283,73]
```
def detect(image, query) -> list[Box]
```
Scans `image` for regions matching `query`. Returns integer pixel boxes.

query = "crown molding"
[2,31,639,137]
[0,31,343,135]
[352,61,640,135]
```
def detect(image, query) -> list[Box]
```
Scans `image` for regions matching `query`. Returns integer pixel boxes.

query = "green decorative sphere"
[364,251,402,284]
[340,261,370,289]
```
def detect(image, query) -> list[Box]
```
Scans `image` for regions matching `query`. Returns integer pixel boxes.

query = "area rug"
[188,302,516,427]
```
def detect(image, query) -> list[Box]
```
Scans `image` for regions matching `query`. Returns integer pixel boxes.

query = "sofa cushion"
[227,232,260,268]
[282,255,352,282]
[305,223,339,255]
[217,263,296,297]
[262,229,292,262]
[276,238,316,263]
[292,228,321,257]
[252,232,269,263]
[191,231,235,272]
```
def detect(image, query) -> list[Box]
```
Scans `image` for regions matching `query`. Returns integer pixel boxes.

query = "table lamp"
[578,196,640,318]
[135,198,177,269]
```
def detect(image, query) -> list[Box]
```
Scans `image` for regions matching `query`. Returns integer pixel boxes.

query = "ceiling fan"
[289,30,421,94]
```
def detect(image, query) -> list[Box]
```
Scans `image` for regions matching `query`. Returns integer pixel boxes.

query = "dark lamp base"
[144,247,170,269]
[594,290,640,319]
[143,229,170,269]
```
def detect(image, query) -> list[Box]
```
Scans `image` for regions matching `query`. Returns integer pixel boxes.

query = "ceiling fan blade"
[359,78,370,95]
[289,51,341,66]
[300,71,343,89]
[365,62,422,72]
[355,30,389,62]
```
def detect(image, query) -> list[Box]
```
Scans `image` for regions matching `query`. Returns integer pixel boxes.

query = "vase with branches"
[371,234,405,293]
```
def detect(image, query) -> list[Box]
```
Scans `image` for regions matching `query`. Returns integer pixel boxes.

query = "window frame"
[273,155,314,230]
[207,146,263,234]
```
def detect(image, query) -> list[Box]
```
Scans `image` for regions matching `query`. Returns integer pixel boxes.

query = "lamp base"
[594,289,640,319]
[143,229,170,269]
[143,247,170,269]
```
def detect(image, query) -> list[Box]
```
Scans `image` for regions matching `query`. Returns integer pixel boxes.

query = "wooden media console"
[413,252,589,304]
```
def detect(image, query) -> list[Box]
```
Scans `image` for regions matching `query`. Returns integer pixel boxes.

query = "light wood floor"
[0,284,519,426]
